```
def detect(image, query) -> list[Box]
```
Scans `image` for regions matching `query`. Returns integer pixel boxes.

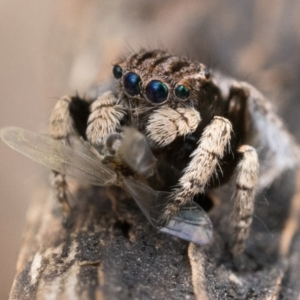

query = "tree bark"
[9,169,300,299]
[9,181,195,300]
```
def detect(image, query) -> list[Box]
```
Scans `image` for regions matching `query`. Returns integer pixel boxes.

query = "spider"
[48,49,300,257]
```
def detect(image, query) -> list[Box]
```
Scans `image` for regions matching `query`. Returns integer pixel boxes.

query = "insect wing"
[160,203,213,244]
[1,127,213,244]
[120,127,156,178]
[0,127,116,186]
[122,176,167,227]
[123,177,213,244]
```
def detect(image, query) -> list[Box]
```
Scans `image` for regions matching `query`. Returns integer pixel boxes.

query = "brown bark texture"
[8,1,300,299]
[9,170,300,299]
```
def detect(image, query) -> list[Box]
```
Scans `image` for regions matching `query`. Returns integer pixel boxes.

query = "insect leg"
[86,91,126,147]
[230,145,259,257]
[49,95,90,216]
[160,116,232,224]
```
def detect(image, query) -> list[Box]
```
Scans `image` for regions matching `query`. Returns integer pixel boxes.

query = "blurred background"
[1,1,300,298]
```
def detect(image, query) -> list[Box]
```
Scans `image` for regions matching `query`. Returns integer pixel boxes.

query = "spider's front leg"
[160,116,232,225]
[49,95,90,216]
[86,91,126,174]
[145,107,231,220]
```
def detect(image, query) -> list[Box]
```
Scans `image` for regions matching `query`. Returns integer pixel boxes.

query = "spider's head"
[112,50,211,109]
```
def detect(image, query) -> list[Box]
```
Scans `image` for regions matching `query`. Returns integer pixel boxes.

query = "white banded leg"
[49,95,78,216]
[231,145,259,256]
[160,116,232,224]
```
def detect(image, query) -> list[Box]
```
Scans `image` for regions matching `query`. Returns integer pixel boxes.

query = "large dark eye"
[175,85,190,100]
[113,65,123,79]
[145,80,168,104]
[123,72,141,96]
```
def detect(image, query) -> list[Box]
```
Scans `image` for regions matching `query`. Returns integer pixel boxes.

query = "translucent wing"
[159,203,213,244]
[1,126,213,245]
[119,127,156,178]
[0,127,116,186]
[123,177,213,244]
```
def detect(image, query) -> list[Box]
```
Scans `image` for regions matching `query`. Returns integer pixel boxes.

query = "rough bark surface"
[10,182,194,300]
[9,169,300,299]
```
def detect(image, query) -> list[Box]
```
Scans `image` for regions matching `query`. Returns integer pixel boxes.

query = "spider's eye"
[145,80,168,104]
[175,85,190,100]
[123,72,141,96]
[113,65,123,79]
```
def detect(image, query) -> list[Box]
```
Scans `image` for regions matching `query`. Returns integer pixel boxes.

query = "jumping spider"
[38,49,300,256]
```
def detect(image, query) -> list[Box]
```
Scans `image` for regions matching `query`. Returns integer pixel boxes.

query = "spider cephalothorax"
[48,49,300,257]
[114,50,210,110]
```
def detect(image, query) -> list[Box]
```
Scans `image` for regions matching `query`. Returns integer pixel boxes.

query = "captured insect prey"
[2,49,300,256]
[0,126,213,245]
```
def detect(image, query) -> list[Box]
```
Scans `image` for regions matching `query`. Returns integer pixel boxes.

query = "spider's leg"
[160,116,232,224]
[229,80,300,190]
[49,95,90,216]
[230,145,259,257]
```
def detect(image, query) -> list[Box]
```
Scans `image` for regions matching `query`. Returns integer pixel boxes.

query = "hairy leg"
[160,116,232,224]
[231,145,259,257]
[49,95,90,216]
